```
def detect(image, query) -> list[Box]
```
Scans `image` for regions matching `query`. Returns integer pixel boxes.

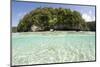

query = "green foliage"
[17,7,93,32]
[87,21,96,31]
[12,27,17,32]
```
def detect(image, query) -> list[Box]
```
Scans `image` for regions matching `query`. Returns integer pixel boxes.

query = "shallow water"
[12,31,96,65]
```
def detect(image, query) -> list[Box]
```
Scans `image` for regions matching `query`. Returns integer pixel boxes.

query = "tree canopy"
[17,7,94,32]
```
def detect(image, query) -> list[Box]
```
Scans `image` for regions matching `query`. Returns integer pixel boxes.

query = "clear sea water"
[12,31,95,65]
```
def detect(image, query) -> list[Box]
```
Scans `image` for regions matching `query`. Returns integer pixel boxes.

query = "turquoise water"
[12,31,95,65]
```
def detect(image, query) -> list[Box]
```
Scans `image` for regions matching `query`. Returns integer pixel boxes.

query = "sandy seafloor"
[12,31,96,65]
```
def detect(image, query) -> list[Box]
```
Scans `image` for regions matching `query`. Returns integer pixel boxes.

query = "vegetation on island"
[12,27,17,32]
[87,21,96,31]
[12,7,96,32]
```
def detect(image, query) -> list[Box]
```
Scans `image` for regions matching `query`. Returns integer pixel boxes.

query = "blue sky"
[12,0,96,26]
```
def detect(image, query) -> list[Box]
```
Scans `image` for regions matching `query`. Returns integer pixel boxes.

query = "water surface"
[12,31,95,65]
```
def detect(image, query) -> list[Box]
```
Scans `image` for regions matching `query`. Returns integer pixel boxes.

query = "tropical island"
[12,1,96,66]
[12,7,96,32]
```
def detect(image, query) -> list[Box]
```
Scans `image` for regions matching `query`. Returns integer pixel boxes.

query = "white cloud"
[82,13,95,22]
[17,12,27,19]
[93,16,96,21]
